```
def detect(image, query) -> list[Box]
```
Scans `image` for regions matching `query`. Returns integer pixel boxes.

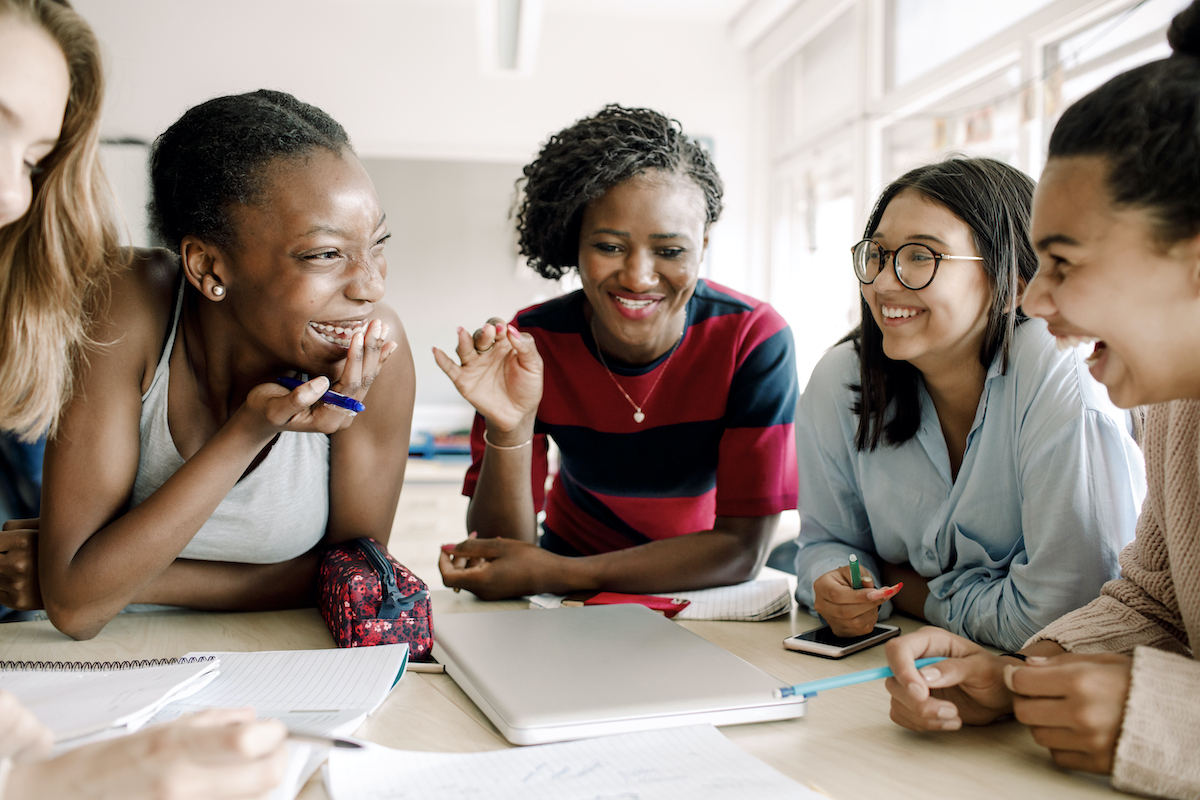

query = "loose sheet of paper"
[1,660,220,741]
[325,724,823,800]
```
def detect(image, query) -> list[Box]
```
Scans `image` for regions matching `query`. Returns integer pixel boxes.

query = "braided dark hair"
[149,89,351,252]
[515,104,723,280]
[1048,0,1200,245]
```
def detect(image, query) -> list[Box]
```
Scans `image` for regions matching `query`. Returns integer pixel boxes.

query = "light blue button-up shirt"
[794,319,1146,651]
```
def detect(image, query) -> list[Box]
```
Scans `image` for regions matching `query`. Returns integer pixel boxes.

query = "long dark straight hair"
[848,157,1039,452]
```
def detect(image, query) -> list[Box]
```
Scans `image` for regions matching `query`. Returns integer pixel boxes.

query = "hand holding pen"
[253,319,396,436]
[812,554,903,639]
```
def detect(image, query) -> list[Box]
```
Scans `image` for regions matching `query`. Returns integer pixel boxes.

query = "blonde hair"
[0,0,121,440]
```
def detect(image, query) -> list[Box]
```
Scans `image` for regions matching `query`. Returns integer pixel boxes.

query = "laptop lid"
[431,604,804,745]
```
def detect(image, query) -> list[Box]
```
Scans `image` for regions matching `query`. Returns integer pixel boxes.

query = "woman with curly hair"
[435,105,798,599]
[33,89,414,641]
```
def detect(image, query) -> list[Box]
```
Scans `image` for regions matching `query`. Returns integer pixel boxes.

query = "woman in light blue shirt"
[794,157,1145,651]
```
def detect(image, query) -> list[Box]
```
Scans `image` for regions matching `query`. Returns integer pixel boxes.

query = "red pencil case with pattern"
[318,537,433,658]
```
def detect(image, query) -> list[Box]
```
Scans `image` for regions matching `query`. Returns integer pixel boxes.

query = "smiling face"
[211,147,389,374]
[0,17,69,229]
[578,170,709,365]
[1023,155,1200,407]
[860,189,992,378]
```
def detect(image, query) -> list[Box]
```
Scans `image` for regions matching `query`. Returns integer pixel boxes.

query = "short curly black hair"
[148,89,351,252]
[515,104,723,280]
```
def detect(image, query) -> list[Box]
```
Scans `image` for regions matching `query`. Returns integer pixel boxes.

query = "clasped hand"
[439,536,568,600]
[884,627,1132,774]
[0,518,41,610]
[432,319,543,436]
[242,319,395,437]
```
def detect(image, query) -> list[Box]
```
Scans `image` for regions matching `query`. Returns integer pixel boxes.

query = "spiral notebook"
[0,656,220,742]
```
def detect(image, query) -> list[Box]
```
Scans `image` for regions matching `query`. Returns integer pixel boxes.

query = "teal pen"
[849,553,862,589]
[774,657,946,699]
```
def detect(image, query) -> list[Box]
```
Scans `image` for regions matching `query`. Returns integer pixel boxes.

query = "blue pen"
[775,657,946,699]
[274,376,365,414]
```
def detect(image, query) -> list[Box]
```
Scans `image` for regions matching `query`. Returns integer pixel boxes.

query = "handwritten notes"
[325,725,822,800]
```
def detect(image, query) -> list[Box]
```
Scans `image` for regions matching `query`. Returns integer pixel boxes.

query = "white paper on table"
[324,724,823,800]
[158,645,408,713]
[2,659,221,741]
[529,578,793,621]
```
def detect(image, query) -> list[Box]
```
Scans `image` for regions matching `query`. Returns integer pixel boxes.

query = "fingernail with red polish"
[883,582,904,598]
[441,544,457,552]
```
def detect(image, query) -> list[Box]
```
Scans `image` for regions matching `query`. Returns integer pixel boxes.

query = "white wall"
[74,0,752,288]
[75,0,755,417]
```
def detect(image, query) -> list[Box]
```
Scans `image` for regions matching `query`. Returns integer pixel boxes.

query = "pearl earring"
[212,285,225,297]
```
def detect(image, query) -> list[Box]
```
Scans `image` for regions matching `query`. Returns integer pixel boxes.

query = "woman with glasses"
[885,4,1200,794]
[793,156,1145,651]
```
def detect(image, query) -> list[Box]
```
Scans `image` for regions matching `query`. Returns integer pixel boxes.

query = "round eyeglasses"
[851,239,984,290]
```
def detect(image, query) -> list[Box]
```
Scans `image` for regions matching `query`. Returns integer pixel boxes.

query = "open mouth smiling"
[309,320,367,348]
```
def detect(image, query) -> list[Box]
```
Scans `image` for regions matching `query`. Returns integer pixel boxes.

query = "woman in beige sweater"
[883,3,1200,799]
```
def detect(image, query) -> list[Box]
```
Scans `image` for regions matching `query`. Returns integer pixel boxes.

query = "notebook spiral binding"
[0,655,217,672]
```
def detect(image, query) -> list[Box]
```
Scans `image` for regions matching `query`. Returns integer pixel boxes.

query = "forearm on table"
[465,420,538,542]
[42,418,275,636]
[134,552,321,610]
[556,523,775,595]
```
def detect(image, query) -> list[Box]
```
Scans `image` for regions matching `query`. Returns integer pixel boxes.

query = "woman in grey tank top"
[35,90,416,641]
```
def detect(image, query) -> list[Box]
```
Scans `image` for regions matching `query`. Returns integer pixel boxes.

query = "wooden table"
[0,591,1116,799]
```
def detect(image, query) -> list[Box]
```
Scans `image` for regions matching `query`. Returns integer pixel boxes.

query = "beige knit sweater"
[1030,399,1200,800]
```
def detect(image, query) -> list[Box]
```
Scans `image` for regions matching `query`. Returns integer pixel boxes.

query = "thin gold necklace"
[589,315,685,424]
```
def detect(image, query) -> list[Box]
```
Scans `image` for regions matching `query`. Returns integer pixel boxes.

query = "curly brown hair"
[514,104,723,280]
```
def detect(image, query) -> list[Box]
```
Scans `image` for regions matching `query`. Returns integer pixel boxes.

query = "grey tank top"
[130,285,330,563]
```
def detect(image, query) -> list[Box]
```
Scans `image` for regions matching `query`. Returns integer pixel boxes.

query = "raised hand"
[433,320,543,435]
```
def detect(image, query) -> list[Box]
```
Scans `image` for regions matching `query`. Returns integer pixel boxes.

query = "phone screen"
[796,625,894,647]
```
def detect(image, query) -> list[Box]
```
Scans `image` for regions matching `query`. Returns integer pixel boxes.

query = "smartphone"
[783,624,900,658]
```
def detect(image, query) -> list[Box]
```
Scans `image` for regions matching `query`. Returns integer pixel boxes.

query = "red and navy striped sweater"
[463,279,798,556]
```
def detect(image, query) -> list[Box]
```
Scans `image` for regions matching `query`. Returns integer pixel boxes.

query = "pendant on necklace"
[633,411,645,424]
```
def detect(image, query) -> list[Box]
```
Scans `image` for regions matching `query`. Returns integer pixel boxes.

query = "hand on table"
[242,319,397,437]
[0,690,53,762]
[0,520,41,611]
[5,708,288,800]
[432,319,543,436]
[439,536,567,600]
[1009,652,1132,774]
[884,626,1016,730]
[812,564,900,637]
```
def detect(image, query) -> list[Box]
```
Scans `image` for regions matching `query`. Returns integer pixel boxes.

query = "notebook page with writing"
[1,660,220,741]
[325,724,822,800]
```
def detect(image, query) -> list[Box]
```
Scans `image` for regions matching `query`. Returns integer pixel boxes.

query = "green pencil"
[849,553,862,589]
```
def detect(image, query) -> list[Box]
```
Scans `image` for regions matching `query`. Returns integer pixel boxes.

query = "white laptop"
[431,604,805,745]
